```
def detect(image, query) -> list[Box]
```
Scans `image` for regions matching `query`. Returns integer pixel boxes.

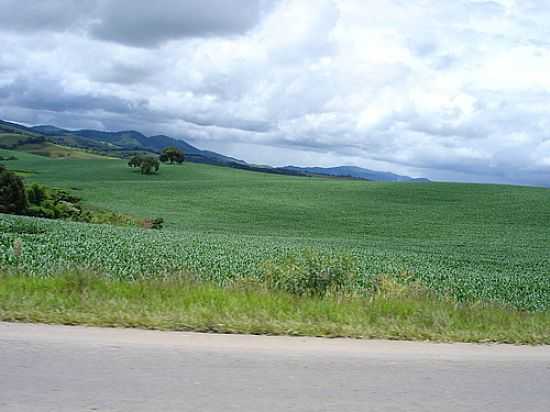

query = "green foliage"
[0,134,45,149]
[129,155,159,174]
[2,271,550,344]
[27,183,47,204]
[128,155,145,168]
[262,250,358,296]
[160,147,184,164]
[26,183,81,220]
[0,164,28,214]
[18,179,133,227]
[143,217,164,229]
[3,152,550,311]
[140,157,160,175]
[2,213,550,311]
[78,209,135,226]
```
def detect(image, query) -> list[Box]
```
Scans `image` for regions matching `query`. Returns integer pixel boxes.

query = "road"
[1,322,550,412]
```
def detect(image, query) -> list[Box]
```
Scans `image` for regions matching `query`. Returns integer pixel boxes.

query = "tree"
[128,155,160,175]
[140,157,160,175]
[128,155,145,168]
[0,164,28,214]
[160,147,184,164]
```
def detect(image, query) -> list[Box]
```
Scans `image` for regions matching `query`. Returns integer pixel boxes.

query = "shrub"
[27,184,48,205]
[128,155,145,168]
[151,217,164,229]
[51,189,80,204]
[143,217,164,229]
[262,250,359,297]
[0,164,28,214]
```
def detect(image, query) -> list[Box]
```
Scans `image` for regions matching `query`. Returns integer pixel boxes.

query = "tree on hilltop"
[160,147,184,164]
[127,155,160,175]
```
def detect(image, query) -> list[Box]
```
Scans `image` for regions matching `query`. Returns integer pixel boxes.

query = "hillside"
[31,124,243,165]
[1,149,550,311]
[0,120,110,159]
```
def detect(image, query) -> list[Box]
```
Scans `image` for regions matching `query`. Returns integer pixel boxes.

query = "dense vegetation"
[0,165,27,214]
[128,155,161,175]
[2,271,549,344]
[160,147,184,164]
[0,161,138,226]
[1,148,550,312]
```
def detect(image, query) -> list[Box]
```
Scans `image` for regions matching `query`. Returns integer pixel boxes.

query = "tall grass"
[1,271,549,344]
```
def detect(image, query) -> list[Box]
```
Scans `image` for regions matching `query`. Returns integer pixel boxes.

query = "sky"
[1,0,550,186]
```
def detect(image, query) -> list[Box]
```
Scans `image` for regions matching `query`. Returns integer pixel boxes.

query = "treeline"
[0,135,45,150]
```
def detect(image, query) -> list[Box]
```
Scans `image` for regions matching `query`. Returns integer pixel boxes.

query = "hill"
[0,120,110,159]
[1,149,549,311]
[31,124,244,165]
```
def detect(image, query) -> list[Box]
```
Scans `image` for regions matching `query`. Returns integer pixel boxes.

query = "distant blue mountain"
[283,165,429,182]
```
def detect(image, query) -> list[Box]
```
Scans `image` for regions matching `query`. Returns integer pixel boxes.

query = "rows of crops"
[1,214,549,311]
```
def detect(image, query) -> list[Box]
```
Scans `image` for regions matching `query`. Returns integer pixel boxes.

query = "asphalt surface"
[1,322,550,412]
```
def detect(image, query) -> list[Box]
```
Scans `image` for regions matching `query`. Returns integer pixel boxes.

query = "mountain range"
[283,166,430,182]
[0,119,428,182]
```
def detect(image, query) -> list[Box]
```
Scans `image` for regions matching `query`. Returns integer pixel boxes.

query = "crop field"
[1,149,550,311]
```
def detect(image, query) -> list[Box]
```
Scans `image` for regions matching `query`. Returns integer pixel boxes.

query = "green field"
[1,148,550,311]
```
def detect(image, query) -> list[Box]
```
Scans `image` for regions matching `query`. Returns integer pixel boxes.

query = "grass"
[1,148,550,311]
[2,148,549,238]
[2,214,550,311]
[1,272,549,344]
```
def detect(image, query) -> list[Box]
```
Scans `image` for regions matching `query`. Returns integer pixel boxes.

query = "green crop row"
[2,213,550,311]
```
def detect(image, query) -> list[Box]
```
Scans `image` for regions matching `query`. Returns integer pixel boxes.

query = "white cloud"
[1,0,550,185]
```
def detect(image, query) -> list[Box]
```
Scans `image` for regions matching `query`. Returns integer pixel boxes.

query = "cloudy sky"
[1,0,550,185]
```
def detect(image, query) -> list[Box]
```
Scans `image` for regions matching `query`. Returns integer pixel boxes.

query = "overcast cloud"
[1,0,550,185]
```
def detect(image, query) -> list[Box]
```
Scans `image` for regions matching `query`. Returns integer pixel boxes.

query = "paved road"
[1,323,550,412]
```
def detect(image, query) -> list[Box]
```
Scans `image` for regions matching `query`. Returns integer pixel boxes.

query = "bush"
[27,184,48,205]
[25,184,82,219]
[151,217,164,229]
[27,204,58,219]
[141,157,159,175]
[262,250,359,297]
[77,208,135,226]
[143,217,164,229]
[0,164,28,214]
[128,155,145,168]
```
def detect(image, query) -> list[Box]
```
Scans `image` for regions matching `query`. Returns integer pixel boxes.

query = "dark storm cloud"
[0,77,145,114]
[90,0,269,47]
[0,0,272,47]
[91,63,156,85]
[0,0,95,32]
